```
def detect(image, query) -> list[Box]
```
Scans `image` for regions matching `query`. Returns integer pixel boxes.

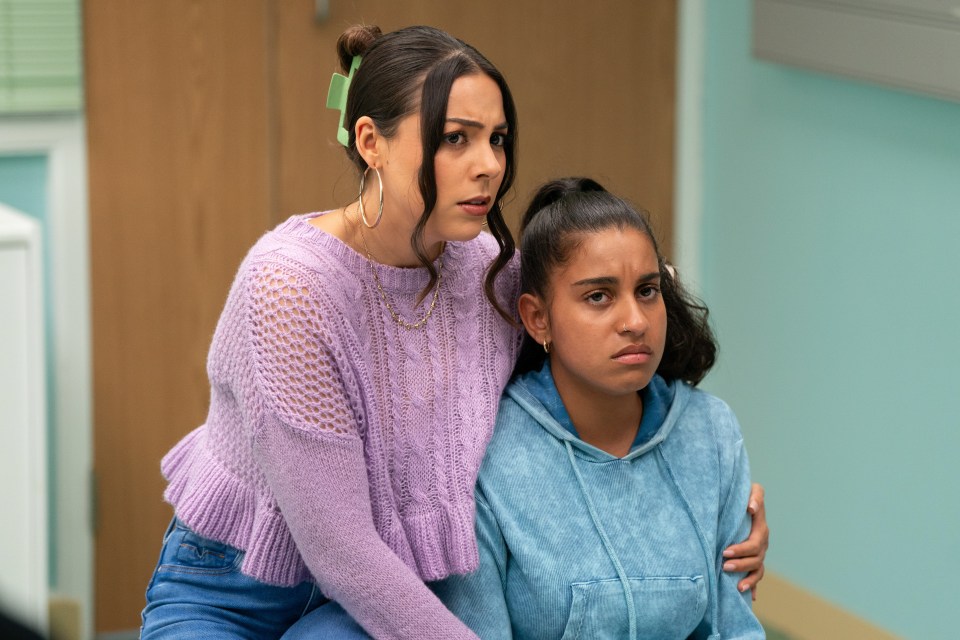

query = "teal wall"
[0,154,47,217]
[698,4,960,638]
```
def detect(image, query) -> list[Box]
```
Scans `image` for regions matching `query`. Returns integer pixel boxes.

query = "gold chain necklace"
[357,219,443,330]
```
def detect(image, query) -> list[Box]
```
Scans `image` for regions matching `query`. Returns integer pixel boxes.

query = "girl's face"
[531,227,667,404]
[379,72,509,246]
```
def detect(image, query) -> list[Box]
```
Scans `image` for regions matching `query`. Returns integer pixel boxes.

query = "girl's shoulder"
[672,384,745,449]
[682,384,736,417]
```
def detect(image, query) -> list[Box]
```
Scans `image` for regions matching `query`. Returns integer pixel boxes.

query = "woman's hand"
[722,482,768,600]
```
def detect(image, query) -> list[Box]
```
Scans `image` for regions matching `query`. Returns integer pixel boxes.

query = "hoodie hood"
[506,363,690,463]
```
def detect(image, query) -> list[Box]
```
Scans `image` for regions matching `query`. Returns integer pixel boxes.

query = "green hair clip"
[326,55,362,147]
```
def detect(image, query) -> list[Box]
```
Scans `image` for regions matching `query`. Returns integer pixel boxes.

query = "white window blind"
[0,0,82,114]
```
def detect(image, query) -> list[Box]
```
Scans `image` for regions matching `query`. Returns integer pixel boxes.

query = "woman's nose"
[620,302,649,335]
[474,143,502,180]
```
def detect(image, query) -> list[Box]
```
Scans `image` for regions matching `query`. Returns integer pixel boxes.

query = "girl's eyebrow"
[445,117,509,129]
[572,272,660,287]
[572,276,618,287]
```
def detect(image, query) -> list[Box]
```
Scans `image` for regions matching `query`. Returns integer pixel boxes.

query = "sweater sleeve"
[693,416,765,640]
[248,260,477,639]
[432,492,513,639]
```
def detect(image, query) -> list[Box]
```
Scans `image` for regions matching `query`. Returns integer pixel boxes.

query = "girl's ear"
[354,115,382,168]
[518,292,550,345]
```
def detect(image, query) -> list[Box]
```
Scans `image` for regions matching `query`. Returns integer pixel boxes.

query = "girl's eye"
[491,132,508,147]
[586,291,610,304]
[444,132,466,145]
[638,285,660,300]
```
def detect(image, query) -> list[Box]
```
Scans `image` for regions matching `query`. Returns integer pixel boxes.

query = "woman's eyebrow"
[445,117,509,129]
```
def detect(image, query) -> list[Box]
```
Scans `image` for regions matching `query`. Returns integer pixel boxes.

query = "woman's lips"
[458,196,491,216]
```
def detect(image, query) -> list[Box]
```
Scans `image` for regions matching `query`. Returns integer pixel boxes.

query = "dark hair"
[514,177,717,385]
[336,25,518,320]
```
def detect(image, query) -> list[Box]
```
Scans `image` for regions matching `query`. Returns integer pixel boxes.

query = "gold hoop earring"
[542,339,551,354]
[358,166,384,229]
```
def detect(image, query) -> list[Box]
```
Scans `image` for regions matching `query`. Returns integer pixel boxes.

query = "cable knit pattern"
[161,212,521,638]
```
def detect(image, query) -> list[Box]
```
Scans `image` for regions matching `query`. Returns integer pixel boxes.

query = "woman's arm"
[432,493,513,639]
[250,262,476,639]
[722,483,769,597]
[256,423,475,639]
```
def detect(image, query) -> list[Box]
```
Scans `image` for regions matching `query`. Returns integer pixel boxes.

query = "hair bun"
[521,177,607,232]
[336,25,382,73]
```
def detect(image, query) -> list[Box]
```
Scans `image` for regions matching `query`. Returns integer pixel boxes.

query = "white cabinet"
[0,203,48,633]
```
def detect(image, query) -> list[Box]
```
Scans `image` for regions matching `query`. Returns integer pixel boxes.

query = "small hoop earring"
[358,166,384,229]
[542,339,551,354]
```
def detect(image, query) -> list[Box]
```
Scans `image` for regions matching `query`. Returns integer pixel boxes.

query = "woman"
[140,26,767,639]
[433,178,765,639]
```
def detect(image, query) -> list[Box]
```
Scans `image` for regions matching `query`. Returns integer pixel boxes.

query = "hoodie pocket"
[559,575,706,640]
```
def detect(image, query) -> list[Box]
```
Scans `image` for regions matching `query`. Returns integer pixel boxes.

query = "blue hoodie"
[433,365,764,639]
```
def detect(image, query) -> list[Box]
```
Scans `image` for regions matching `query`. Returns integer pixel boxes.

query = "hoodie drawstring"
[564,441,637,640]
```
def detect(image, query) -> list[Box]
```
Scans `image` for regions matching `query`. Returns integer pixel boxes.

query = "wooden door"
[84,1,274,631]
[86,0,676,631]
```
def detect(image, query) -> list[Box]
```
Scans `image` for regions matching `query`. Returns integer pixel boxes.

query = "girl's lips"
[612,345,653,364]
[613,352,653,365]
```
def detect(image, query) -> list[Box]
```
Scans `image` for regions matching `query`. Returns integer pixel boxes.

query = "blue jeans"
[280,603,371,639]
[141,518,346,639]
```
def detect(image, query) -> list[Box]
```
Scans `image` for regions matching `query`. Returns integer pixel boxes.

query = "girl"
[434,178,765,639]
[140,25,767,639]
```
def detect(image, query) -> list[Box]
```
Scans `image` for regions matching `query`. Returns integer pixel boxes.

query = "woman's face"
[542,228,667,404]
[379,72,508,245]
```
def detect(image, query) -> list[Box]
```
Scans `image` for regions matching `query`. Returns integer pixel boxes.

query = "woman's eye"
[491,132,508,147]
[444,132,465,145]
[586,291,609,304]
[638,285,660,300]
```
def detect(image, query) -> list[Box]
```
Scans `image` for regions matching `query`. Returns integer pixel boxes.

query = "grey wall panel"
[753,0,960,103]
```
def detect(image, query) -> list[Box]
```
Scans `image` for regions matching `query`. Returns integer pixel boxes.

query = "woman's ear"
[518,293,550,345]
[354,116,381,168]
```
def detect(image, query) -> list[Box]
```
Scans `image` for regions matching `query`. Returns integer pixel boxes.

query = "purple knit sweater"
[161,212,521,638]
